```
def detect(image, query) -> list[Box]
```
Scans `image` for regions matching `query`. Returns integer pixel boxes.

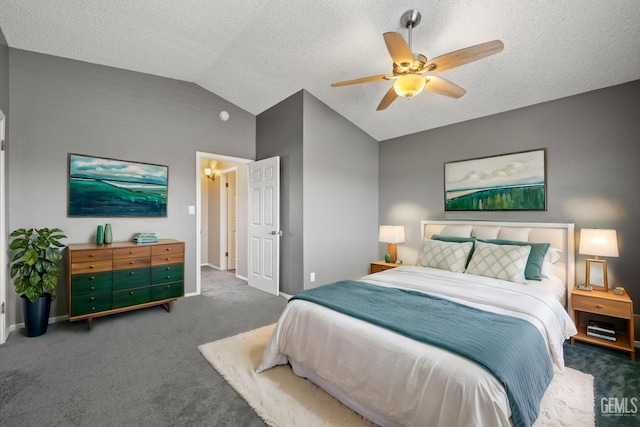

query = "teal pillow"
[482,239,550,281]
[432,235,476,266]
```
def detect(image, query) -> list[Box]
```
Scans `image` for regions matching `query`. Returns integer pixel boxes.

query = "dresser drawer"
[71,272,112,295]
[151,281,184,301]
[151,243,184,257]
[71,249,112,263]
[572,295,631,319]
[71,260,113,274]
[151,253,185,266]
[112,267,150,291]
[112,246,151,260]
[151,263,184,284]
[112,287,150,309]
[71,293,112,316]
[113,257,151,270]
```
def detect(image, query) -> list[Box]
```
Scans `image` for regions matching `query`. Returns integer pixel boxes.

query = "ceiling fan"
[331,10,504,110]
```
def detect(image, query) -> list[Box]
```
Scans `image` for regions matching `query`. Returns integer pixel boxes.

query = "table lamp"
[379,225,405,263]
[578,228,619,291]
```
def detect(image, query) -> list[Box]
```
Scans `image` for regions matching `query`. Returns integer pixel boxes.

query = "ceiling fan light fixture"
[393,74,425,98]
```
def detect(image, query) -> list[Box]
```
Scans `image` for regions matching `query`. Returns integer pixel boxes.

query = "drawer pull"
[92,307,96,311]
[89,276,95,280]
[165,257,171,261]
[165,248,171,251]
[90,265,95,269]
[130,272,135,275]
[90,286,95,291]
[166,275,171,279]
[165,267,171,271]
[129,251,135,254]
[90,254,95,258]
[130,261,135,265]
[89,297,95,301]
[165,285,171,289]
[596,304,604,309]
[129,291,134,295]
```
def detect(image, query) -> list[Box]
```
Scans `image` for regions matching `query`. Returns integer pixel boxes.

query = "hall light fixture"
[204,167,216,181]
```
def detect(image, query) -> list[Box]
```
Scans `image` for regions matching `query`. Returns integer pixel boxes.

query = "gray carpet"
[1,268,638,426]
[0,267,286,426]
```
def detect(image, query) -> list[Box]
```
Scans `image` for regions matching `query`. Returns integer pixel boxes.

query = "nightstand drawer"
[572,295,631,319]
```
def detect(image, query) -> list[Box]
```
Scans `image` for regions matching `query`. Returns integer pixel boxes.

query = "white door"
[248,156,280,296]
[0,110,6,344]
[226,171,237,270]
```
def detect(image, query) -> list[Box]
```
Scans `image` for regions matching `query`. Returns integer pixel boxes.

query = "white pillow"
[497,227,531,242]
[416,239,473,273]
[471,226,500,240]
[541,247,561,278]
[465,241,531,284]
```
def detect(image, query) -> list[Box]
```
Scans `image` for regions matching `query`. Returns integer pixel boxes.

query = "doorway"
[195,152,250,296]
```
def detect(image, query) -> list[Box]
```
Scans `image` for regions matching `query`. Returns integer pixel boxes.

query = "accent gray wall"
[7,49,256,326]
[256,91,304,295]
[256,90,379,294]
[0,28,8,115]
[379,80,640,313]
[302,93,378,289]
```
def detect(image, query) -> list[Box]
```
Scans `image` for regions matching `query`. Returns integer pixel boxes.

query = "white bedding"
[258,266,577,427]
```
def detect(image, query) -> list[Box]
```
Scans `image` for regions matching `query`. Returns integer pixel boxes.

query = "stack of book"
[133,232,158,244]
[587,320,616,342]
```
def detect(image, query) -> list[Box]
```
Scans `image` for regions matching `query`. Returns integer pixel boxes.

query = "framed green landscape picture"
[68,154,168,217]
[444,149,546,211]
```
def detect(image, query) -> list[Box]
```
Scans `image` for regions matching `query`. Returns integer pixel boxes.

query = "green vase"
[96,225,104,245]
[385,253,391,263]
[104,224,113,244]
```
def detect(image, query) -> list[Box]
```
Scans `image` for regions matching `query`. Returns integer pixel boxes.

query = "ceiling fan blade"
[424,76,467,98]
[331,74,391,87]
[377,86,399,111]
[383,32,414,66]
[425,40,504,73]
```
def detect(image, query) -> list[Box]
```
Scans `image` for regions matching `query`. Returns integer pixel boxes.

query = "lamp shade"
[579,229,619,257]
[379,226,405,244]
[393,75,425,98]
[204,168,212,177]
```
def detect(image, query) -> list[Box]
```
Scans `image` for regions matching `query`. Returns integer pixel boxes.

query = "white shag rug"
[198,324,594,427]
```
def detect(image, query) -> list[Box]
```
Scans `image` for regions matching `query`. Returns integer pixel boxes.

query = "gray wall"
[7,49,256,325]
[303,93,378,288]
[256,91,304,295]
[256,90,379,294]
[379,80,640,313]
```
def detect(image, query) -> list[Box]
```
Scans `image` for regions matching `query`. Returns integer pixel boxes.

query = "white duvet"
[258,266,577,427]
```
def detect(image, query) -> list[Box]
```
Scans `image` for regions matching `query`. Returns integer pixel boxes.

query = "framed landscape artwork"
[444,149,546,211]
[68,154,168,217]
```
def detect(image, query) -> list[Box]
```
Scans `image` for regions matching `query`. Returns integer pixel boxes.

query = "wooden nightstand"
[370,261,403,274]
[570,287,635,361]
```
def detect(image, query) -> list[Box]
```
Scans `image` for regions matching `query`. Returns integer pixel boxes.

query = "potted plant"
[9,227,66,337]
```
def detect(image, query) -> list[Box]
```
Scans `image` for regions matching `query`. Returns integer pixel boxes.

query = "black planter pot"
[20,293,52,337]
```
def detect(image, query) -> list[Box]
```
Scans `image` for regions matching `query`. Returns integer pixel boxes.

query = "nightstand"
[370,261,403,274]
[570,287,635,361]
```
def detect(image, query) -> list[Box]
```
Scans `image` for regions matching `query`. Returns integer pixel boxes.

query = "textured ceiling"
[1,1,639,141]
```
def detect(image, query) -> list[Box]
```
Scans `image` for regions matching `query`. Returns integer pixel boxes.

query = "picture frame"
[444,149,546,211]
[68,153,168,217]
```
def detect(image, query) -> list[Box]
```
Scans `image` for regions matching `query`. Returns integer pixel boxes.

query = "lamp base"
[387,243,397,263]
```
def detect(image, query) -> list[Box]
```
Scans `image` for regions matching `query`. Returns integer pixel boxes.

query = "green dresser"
[67,240,185,330]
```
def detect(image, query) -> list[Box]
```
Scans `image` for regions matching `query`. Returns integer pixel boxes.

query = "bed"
[258,220,578,427]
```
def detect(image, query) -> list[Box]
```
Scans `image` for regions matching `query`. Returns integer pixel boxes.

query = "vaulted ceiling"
[1,1,639,141]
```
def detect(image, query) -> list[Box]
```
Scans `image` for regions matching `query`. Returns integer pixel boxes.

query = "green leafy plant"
[10,228,66,303]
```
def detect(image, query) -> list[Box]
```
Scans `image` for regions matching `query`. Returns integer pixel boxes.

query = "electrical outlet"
[310,272,315,282]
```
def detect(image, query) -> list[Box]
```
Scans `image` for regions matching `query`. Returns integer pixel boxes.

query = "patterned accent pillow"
[416,239,473,273]
[465,241,531,284]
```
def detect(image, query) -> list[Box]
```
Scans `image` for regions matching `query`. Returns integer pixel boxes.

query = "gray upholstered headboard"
[420,220,575,291]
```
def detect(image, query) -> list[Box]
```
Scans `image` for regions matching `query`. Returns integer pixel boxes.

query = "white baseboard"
[201,263,222,270]
[280,291,291,300]
[236,274,248,281]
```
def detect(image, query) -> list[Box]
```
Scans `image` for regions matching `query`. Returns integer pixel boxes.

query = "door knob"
[271,230,283,236]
